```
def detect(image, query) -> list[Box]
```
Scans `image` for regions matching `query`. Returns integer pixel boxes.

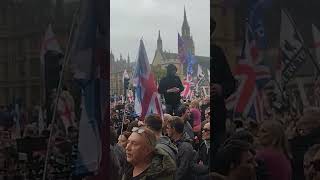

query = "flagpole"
[196,76,204,93]
[42,9,78,180]
[284,9,320,75]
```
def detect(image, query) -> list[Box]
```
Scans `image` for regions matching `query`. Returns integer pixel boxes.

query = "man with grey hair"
[123,126,176,180]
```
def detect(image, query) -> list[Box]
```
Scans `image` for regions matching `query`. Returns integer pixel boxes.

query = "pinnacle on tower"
[184,6,187,21]
[182,6,190,37]
[158,30,161,39]
[157,30,163,52]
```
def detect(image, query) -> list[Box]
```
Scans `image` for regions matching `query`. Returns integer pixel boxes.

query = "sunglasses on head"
[132,127,145,134]
[131,127,154,147]
[311,160,320,171]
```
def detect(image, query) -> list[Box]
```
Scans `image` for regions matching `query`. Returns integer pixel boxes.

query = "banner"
[279,9,308,86]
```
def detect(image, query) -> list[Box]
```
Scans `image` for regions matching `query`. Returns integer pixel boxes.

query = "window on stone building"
[31,86,40,106]
[18,39,23,54]
[15,87,25,102]
[0,39,8,55]
[0,88,8,105]
[17,62,26,77]
[0,88,4,105]
[0,9,6,25]
[30,37,40,49]
[30,59,40,77]
[0,63,7,80]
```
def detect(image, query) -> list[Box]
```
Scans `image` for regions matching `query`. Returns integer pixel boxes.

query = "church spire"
[157,30,163,52]
[184,6,187,21]
[182,6,190,37]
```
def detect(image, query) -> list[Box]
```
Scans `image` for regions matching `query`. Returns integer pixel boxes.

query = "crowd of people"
[0,95,78,179]
[110,97,211,180]
[110,93,320,180]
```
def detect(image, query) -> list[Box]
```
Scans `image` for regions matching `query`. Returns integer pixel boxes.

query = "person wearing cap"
[123,126,176,180]
[144,114,178,163]
[159,64,184,116]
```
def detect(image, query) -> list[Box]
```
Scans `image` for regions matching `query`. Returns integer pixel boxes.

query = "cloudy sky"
[110,0,210,63]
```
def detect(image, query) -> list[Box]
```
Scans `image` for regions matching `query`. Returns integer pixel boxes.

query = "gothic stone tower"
[181,7,195,55]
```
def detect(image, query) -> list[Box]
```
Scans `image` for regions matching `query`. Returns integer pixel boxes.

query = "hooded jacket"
[175,134,196,180]
[158,74,184,106]
[122,147,176,180]
[157,135,178,163]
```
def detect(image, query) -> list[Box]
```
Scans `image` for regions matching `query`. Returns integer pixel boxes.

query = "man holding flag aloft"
[159,64,184,115]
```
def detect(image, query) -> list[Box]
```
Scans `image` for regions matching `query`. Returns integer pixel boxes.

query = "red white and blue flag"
[181,78,191,99]
[230,25,271,122]
[133,40,163,119]
[70,0,107,178]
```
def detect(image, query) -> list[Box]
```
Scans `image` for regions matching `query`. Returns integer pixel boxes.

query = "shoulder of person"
[145,147,176,179]
[179,141,194,151]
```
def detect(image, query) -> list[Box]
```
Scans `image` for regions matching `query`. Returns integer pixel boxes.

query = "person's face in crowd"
[183,108,191,120]
[126,132,153,166]
[202,123,210,140]
[257,123,273,146]
[311,150,320,180]
[166,124,175,138]
[162,121,168,135]
[118,135,128,149]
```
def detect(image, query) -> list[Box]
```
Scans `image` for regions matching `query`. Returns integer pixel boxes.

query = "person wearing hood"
[159,64,184,116]
[167,116,196,180]
[144,114,178,163]
[123,126,176,180]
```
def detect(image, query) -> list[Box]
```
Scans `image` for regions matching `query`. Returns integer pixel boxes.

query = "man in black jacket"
[211,18,236,169]
[159,64,184,115]
[167,116,196,180]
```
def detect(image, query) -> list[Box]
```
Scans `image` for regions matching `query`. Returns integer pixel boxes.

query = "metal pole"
[42,10,78,180]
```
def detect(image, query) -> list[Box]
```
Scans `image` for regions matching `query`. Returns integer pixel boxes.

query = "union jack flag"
[69,0,108,178]
[230,26,271,122]
[133,40,163,119]
[181,78,191,99]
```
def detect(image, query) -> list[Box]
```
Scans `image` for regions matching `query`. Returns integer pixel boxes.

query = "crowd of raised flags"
[225,2,320,123]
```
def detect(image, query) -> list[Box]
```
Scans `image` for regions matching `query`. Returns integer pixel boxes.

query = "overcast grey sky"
[110,0,210,63]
